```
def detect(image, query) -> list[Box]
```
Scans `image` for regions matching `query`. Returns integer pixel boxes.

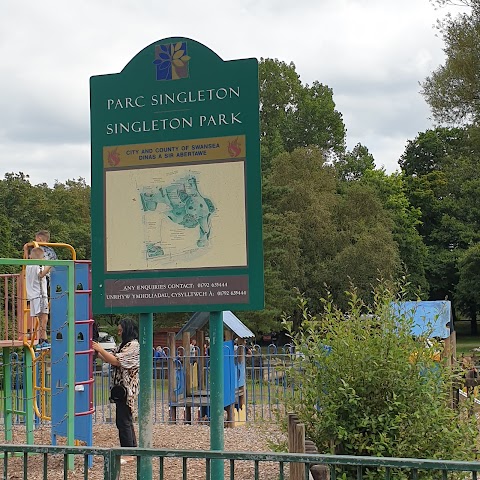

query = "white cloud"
[0,0,463,185]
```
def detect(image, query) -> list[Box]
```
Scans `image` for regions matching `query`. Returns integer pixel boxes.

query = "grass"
[454,320,480,356]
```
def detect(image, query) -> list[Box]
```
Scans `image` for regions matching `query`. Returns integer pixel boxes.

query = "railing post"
[3,347,12,442]
[105,450,120,480]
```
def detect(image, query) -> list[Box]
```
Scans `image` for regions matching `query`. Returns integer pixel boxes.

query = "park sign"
[90,37,264,314]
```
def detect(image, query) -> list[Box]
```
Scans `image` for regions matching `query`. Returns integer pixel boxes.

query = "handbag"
[110,384,127,402]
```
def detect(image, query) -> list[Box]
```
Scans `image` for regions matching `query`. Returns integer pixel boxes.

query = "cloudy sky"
[0,0,465,186]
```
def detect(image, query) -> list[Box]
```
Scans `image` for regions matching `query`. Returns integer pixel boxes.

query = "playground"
[0,242,291,478]
[1,243,480,479]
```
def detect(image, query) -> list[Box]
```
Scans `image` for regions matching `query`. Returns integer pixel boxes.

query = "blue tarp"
[390,301,452,339]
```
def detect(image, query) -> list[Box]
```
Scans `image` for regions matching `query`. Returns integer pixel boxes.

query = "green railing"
[1,444,480,480]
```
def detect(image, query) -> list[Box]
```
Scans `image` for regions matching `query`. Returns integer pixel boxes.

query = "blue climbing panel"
[49,263,93,448]
[223,340,235,407]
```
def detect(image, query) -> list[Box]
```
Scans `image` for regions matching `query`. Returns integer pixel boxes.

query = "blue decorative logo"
[153,42,190,81]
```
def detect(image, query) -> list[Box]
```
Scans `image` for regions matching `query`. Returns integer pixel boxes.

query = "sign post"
[138,313,153,477]
[90,37,263,479]
[209,311,224,478]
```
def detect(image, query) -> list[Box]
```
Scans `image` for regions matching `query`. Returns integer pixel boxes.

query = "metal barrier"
[1,345,298,426]
[1,444,480,479]
[92,347,296,425]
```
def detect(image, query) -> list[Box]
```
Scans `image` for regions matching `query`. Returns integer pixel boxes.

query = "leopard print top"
[111,340,140,411]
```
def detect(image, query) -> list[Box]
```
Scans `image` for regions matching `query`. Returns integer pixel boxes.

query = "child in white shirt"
[26,247,51,347]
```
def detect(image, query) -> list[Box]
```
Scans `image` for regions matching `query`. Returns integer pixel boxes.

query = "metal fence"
[2,443,480,480]
[0,345,297,427]
[94,345,296,425]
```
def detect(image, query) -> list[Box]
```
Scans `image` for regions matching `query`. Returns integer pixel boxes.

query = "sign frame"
[90,37,264,314]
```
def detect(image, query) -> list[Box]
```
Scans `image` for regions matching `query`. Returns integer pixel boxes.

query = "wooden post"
[450,331,457,363]
[167,332,177,423]
[294,423,306,480]
[444,332,458,409]
[185,406,192,423]
[288,413,296,452]
[287,414,306,480]
[288,413,299,480]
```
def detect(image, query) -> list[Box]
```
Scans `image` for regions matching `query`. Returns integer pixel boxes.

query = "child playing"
[26,247,51,348]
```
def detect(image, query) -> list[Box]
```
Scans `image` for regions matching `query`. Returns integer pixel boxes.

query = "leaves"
[422,3,480,124]
[283,284,478,461]
[0,173,91,260]
[259,58,346,173]
[400,126,480,328]
[258,147,402,331]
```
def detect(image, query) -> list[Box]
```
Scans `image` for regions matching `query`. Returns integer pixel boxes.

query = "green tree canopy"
[399,126,480,329]
[422,2,480,124]
[0,173,91,260]
[259,58,346,172]
[249,148,401,333]
[334,143,376,182]
[355,170,428,296]
[456,243,480,333]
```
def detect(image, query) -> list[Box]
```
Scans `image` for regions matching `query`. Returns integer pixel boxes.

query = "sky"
[0,0,465,186]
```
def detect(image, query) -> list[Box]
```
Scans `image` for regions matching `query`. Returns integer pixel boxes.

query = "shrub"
[282,283,478,461]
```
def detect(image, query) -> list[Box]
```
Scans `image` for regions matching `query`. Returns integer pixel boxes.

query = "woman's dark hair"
[118,317,138,347]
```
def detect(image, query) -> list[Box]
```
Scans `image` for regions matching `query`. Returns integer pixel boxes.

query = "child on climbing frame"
[26,247,51,349]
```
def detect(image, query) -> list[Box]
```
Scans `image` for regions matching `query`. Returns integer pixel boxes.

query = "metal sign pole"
[138,312,153,479]
[209,311,224,480]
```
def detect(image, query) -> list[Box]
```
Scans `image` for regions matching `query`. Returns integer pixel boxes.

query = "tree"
[259,148,400,330]
[241,207,303,334]
[0,173,91,260]
[332,145,428,296]
[49,178,91,259]
[322,183,400,308]
[430,0,475,6]
[259,59,346,172]
[258,148,338,328]
[334,143,375,181]
[357,170,429,296]
[399,127,480,309]
[456,243,480,333]
[0,172,49,253]
[0,213,16,273]
[422,2,480,124]
[283,284,478,461]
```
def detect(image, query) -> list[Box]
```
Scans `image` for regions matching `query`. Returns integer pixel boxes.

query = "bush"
[282,283,478,461]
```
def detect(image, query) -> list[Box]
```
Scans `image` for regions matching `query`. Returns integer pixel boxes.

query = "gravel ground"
[1,420,287,480]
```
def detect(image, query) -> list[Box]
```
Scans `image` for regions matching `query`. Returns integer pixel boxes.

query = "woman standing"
[92,318,140,463]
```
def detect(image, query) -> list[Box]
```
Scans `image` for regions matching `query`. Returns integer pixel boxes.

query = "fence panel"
[0,344,302,427]
[1,444,480,480]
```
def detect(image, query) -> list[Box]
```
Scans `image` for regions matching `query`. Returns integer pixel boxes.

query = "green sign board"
[90,38,264,314]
